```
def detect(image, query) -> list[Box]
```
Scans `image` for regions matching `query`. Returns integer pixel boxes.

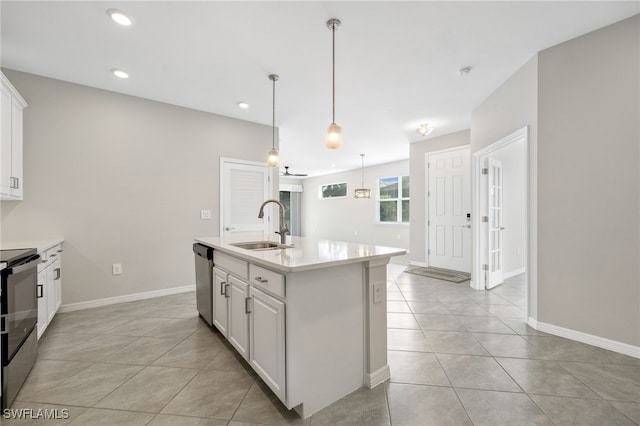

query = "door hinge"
[427,162,430,168]
[482,168,489,175]
[482,264,489,271]
[482,216,488,223]
[427,220,430,226]
[427,191,430,197]
[428,249,431,255]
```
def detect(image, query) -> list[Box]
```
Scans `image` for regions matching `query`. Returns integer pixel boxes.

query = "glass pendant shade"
[354,153,370,198]
[354,188,371,198]
[326,123,342,149]
[267,148,279,167]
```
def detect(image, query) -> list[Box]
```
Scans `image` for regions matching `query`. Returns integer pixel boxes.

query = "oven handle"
[7,255,41,274]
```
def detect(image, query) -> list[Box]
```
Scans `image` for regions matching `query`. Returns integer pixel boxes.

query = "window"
[377,176,409,223]
[320,182,347,198]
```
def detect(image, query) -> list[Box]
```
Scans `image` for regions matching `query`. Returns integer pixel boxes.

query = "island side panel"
[365,258,391,386]
[286,263,365,418]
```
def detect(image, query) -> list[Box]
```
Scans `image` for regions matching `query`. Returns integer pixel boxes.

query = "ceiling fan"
[281,166,308,177]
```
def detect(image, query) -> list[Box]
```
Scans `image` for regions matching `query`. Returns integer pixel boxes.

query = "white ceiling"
[2,1,638,177]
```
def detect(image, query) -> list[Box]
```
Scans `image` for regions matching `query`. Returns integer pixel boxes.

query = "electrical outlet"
[112,263,122,275]
[200,209,211,220]
[373,282,382,304]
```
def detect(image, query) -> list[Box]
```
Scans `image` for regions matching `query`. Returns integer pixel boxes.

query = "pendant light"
[354,154,371,198]
[326,18,342,149]
[267,74,279,167]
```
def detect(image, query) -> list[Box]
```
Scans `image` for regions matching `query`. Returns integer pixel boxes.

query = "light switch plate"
[112,263,122,275]
[200,209,211,220]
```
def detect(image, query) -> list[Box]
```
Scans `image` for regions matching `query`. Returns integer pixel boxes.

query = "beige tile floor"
[6,267,639,425]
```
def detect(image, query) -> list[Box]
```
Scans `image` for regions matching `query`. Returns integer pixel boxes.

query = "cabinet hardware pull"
[37,284,44,298]
[50,253,57,258]
[254,276,268,284]
[220,281,226,295]
[57,249,63,253]
[15,177,19,189]
[224,283,230,298]
[54,268,61,280]
[245,297,252,314]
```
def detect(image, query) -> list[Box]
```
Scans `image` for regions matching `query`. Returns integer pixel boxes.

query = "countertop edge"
[194,237,406,273]
[2,238,65,253]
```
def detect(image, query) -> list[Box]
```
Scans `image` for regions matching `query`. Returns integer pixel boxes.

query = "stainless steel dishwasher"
[193,243,214,326]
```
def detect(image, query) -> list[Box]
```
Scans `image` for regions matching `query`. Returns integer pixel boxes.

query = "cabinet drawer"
[214,251,248,279]
[249,264,285,298]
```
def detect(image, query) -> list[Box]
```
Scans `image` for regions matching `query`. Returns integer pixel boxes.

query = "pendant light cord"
[272,76,276,150]
[332,24,336,124]
[361,154,365,187]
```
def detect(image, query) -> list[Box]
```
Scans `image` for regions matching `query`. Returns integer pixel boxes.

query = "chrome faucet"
[258,199,289,244]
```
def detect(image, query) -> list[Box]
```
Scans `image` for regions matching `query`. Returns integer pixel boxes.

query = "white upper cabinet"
[1,71,27,200]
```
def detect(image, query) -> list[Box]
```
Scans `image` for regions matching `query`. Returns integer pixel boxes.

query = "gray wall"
[409,130,470,264]
[471,55,539,318]
[537,15,639,346]
[0,70,272,305]
[301,160,410,251]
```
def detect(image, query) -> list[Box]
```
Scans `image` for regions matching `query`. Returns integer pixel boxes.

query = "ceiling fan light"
[267,148,279,167]
[416,123,433,136]
[326,123,342,149]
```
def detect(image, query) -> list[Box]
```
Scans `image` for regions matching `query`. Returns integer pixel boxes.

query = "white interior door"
[221,159,271,241]
[487,157,504,288]
[427,147,472,272]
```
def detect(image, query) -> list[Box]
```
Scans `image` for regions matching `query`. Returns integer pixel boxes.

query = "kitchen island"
[194,236,405,418]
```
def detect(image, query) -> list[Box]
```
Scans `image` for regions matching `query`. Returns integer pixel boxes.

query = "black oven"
[1,248,40,410]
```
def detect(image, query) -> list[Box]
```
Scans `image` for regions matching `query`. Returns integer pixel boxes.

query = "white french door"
[221,159,271,241]
[427,147,472,273]
[486,157,504,289]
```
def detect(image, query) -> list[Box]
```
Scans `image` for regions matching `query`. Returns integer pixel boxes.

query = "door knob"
[224,227,236,231]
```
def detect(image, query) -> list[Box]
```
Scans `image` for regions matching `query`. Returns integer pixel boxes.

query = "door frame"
[471,126,535,320]
[219,157,277,238]
[425,145,471,269]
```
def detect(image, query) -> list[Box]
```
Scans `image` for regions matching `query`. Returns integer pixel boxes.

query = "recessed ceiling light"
[111,69,129,79]
[107,9,133,26]
[237,101,249,109]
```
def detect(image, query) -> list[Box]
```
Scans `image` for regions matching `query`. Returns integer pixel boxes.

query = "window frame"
[375,175,410,225]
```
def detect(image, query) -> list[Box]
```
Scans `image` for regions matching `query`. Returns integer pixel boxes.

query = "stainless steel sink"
[230,241,293,251]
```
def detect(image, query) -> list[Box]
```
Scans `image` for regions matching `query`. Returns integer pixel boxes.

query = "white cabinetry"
[37,244,63,338]
[212,250,286,398]
[212,267,229,335]
[249,286,286,401]
[0,72,27,200]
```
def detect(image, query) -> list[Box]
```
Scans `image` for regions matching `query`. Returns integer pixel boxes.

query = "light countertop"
[0,262,5,271]
[2,238,64,253]
[195,236,406,273]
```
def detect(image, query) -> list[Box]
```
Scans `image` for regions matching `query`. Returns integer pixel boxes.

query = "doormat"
[404,267,471,283]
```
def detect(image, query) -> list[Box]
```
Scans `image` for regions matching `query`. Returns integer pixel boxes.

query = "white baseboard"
[408,260,427,267]
[59,284,196,313]
[528,317,640,359]
[504,267,526,279]
[366,365,391,388]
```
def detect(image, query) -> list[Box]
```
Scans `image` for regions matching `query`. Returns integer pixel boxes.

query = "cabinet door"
[46,266,56,323]
[249,286,286,402]
[212,268,229,336]
[37,270,48,339]
[53,258,62,312]
[227,276,249,360]
[10,96,23,199]
[0,84,12,196]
